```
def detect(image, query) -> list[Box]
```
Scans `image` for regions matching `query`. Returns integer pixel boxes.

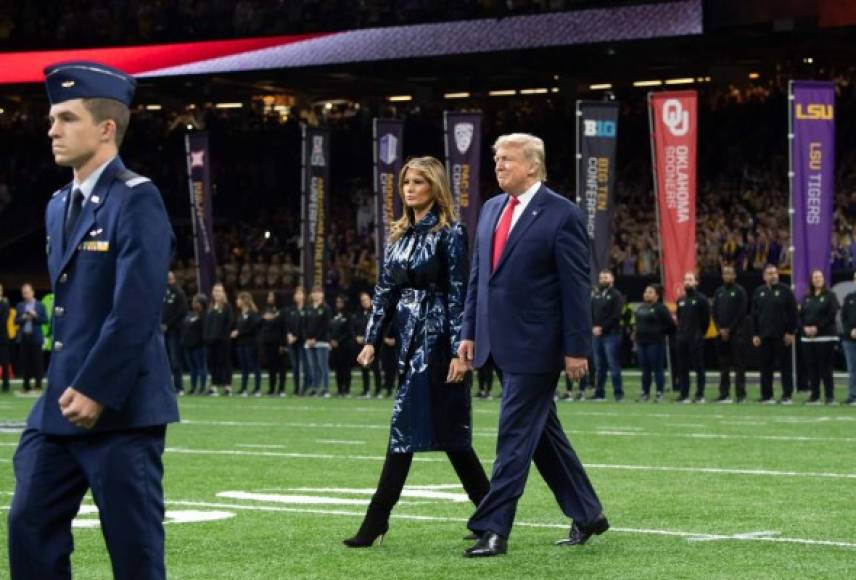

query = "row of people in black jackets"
[161,274,398,397]
[565,264,856,406]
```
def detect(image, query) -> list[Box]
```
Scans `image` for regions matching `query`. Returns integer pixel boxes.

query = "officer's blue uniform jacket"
[28,157,179,435]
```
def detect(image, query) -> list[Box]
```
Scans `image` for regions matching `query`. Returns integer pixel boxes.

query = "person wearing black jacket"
[0,283,11,392]
[304,285,332,397]
[799,269,839,405]
[181,294,208,395]
[205,283,234,396]
[353,291,381,398]
[712,265,749,403]
[232,291,262,396]
[840,272,856,406]
[260,291,286,396]
[591,270,625,401]
[162,271,188,395]
[285,287,308,396]
[633,284,674,402]
[330,295,356,397]
[751,265,798,404]
[675,272,710,403]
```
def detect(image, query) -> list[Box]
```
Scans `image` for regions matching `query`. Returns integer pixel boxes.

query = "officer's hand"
[457,340,475,369]
[752,336,761,348]
[565,356,588,381]
[59,387,104,430]
[357,345,375,366]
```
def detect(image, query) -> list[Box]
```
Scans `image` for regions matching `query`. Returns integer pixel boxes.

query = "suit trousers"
[9,426,167,580]
[467,364,603,538]
[759,337,794,400]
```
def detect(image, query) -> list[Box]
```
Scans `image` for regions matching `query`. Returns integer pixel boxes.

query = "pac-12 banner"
[649,90,697,305]
[184,132,217,295]
[373,119,404,265]
[790,81,835,300]
[444,111,481,251]
[301,126,331,291]
[576,101,619,284]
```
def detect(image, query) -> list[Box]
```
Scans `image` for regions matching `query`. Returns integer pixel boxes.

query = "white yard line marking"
[688,530,779,542]
[236,444,288,449]
[165,447,856,479]
[315,440,366,445]
[162,500,856,550]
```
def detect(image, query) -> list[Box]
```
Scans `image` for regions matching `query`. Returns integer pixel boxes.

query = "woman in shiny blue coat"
[344,156,489,547]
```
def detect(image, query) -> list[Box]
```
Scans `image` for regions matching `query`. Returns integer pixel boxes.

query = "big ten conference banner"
[444,112,482,252]
[649,90,697,305]
[373,119,404,265]
[184,131,217,295]
[790,81,835,300]
[576,101,619,284]
[301,126,331,291]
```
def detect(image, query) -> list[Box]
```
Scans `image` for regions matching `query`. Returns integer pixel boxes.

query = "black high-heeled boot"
[343,450,413,548]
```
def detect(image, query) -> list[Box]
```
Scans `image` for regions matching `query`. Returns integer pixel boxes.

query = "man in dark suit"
[8,61,178,580]
[14,283,48,393]
[162,270,189,394]
[0,282,14,392]
[459,133,608,557]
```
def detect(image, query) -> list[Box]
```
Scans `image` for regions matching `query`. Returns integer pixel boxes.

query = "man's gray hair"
[493,132,547,181]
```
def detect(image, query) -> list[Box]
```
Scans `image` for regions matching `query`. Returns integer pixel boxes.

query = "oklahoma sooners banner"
[184,132,217,295]
[444,112,482,251]
[576,101,619,284]
[790,81,835,300]
[649,90,697,305]
[373,119,404,266]
[301,126,331,291]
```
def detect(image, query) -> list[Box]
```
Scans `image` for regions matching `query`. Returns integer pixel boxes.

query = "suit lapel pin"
[91,195,101,204]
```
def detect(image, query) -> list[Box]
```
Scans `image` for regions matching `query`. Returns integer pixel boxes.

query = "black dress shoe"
[463,531,481,541]
[464,532,507,557]
[555,514,609,546]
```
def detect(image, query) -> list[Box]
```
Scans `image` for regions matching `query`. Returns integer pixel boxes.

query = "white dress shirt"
[496,180,541,232]
[69,156,115,217]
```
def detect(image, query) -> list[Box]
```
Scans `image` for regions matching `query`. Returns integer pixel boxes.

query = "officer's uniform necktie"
[65,188,84,247]
[491,196,520,271]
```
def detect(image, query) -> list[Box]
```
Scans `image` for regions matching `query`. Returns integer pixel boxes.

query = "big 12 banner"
[373,118,404,267]
[301,126,331,291]
[576,101,619,284]
[444,111,481,252]
[790,81,835,300]
[649,90,697,306]
[184,131,217,295]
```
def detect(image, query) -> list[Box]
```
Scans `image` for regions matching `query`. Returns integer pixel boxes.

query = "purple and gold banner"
[373,119,404,267]
[790,81,835,300]
[301,126,331,291]
[576,101,619,284]
[184,131,217,295]
[444,111,481,252]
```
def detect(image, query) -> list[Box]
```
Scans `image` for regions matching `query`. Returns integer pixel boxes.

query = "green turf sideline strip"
[163,447,856,479]
[162,500,856,550]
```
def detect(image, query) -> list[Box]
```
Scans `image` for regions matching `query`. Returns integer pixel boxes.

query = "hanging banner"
[790,81,835,300]
[300,126,331,291]
[184,131,217,295]
[373,119,404,267]
[649,90,697,305]
[576,101,619,284]
[444,111,482,252]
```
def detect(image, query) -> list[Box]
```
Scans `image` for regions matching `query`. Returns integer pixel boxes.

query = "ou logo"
[662,99,690,137]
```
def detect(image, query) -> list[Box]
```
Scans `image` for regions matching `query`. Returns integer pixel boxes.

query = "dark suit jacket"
[28,157,179,435]
[14,300,48,346]
[462,184,592,373]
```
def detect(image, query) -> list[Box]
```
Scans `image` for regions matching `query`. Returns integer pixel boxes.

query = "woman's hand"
[357,344,375,367]
[446,357,469,383]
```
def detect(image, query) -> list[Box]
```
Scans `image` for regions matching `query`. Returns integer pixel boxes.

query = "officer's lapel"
[491,185,546,277]
[58,157,124,273]
[46,187,70,285]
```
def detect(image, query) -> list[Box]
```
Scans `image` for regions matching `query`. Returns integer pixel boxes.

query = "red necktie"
[492,196,520,271]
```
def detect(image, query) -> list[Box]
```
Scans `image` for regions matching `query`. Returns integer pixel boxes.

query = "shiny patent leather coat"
[365,206,472,453]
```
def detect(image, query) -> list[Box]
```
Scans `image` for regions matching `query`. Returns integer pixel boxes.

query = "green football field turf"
[0,376,854,579]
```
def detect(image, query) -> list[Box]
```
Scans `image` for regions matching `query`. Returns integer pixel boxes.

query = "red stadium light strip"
[0,33,330,85]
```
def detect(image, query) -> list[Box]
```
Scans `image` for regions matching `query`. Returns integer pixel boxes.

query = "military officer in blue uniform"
[8,61,178,580]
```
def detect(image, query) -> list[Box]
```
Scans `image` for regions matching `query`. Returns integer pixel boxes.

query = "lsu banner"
[649,90,697,305]
[373,119,404,264]
[444,111,481,251]
[301,126,331,291]
[184,132,217,295]
[576,101,619,284]
[790,81,835,300]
